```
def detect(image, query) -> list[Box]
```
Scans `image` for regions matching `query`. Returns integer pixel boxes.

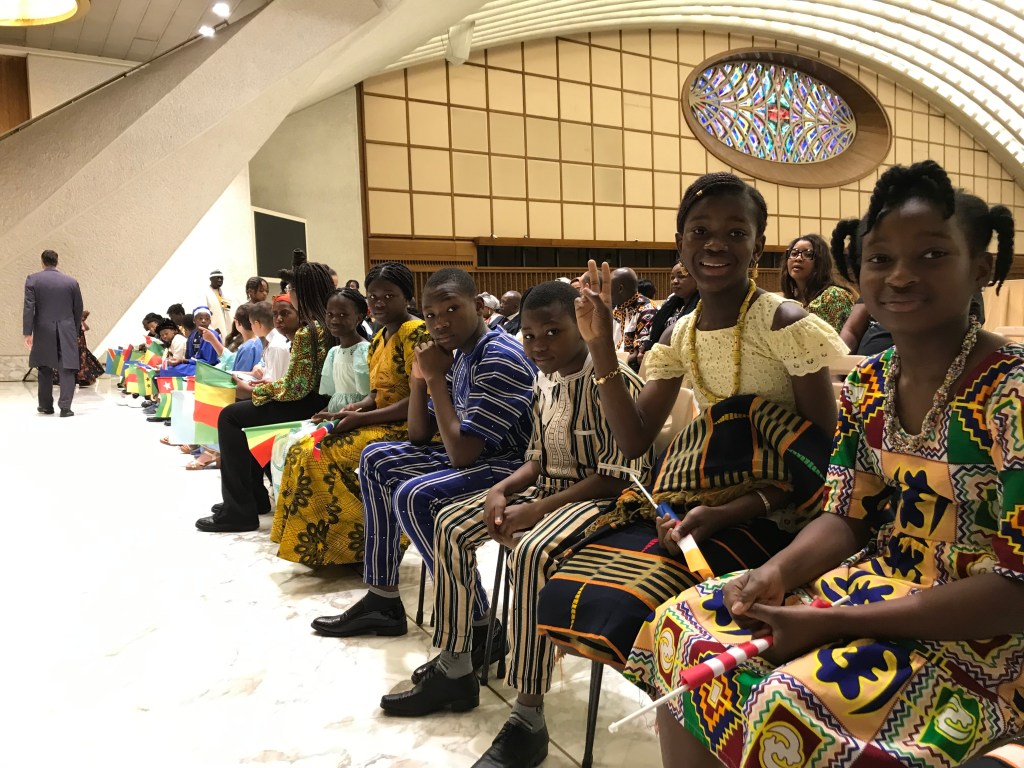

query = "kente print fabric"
[624,345,1024,767]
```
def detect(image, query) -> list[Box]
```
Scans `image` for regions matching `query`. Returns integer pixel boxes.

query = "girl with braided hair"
[271,262,430,566]
[628,160,1024,768]
[196,250,334,533]
[537,172,846,677]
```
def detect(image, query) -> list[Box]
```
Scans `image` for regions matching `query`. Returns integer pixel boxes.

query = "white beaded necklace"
[883,317,981,453]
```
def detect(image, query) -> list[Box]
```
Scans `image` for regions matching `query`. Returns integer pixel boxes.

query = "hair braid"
[988,204,1016,293]
[864,160,955,234]
[676,172,768,236]
[289,249,338,350]
[365,262,415,300]
[831,218,862,281]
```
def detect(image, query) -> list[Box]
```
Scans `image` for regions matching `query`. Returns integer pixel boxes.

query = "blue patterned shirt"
[428,329,537,459]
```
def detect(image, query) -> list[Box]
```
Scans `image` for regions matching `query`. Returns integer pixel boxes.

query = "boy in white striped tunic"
[380,281,654,768]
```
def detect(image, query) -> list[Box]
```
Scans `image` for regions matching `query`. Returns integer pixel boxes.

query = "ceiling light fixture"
[211,2,229,18]
[0,0,90,27]
[198,24,215,37]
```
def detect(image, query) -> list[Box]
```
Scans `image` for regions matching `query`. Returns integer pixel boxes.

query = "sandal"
[179,444,196,454]
[186,456,220,471]
[160,436,177,446]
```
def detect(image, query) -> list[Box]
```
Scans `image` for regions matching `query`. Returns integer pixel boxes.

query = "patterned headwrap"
[272,293,293,305]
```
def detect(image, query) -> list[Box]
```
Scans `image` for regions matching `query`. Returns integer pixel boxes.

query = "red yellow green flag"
[145,339,164,367]
[155,376,193,419]
[242,422,305,467]
[193,362,236,444]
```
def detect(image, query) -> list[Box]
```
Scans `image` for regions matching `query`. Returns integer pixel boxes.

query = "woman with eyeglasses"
[780,233,855,333]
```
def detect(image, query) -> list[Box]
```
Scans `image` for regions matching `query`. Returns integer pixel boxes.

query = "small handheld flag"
[193,361,236,444]
[630,476,713,581]
[243,422,305,467]
[608,595,851,732]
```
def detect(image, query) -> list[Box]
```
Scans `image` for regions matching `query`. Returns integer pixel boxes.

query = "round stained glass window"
[682,50,890,187]
[689,61,856,164]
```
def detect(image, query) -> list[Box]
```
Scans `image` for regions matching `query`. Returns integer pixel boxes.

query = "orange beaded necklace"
[686,279,758,404]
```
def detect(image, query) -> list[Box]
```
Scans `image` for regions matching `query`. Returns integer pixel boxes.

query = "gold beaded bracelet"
[754,489,772,517]
[593,366,622,386]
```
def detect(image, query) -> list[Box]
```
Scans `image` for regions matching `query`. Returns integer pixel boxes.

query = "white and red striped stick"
[608,595,850,733]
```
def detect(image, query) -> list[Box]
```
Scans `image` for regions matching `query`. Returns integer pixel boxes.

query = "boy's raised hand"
[574,260,614,345]
[414,340,454,383]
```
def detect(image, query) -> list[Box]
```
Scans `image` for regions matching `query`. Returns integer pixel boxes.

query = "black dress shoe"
[472,720,549,768]
[195,514,259,533]
[380,664,479,716]
[411,620,509,684]
[37,407,54,415]
[210,501,268,516]
[59,409,74,418]
[146,416,170,423]
[311,593,407,638]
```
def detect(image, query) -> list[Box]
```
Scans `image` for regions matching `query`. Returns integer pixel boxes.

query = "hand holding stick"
[630,477,714,581]
[608,595,850,733]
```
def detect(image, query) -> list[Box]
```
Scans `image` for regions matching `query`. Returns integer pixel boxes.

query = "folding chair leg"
[479,546,507,685]
[583,661,604,768]
[415,560,427,626]
[496,558,512,679]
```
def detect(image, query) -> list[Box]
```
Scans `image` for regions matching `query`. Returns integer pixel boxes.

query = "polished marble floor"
[3,379,662,768]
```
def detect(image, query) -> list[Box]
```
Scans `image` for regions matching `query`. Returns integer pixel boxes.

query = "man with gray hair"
[23,249,83,417]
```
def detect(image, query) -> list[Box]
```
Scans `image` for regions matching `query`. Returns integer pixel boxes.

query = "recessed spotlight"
[212,3,230,18]
[198,24,215,37]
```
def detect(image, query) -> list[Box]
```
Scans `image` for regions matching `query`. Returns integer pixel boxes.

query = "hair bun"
[292,249,308,269]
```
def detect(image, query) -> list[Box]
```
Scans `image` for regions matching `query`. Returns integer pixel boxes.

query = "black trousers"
[38,333,78,413]
[217,392,328,522]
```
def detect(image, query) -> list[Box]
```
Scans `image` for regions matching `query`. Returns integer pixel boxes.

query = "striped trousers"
[433,483,611,695]
[358,441,521,619]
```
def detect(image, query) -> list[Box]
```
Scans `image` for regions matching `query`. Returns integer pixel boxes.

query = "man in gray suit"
[23,250,84,417]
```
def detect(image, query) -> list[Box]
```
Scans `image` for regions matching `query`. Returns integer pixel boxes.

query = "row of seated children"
[125,278,293,467]
[176,162,1022,767]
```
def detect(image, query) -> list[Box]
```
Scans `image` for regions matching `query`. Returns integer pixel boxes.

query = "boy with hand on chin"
[311,268,537,660]
[379,281,652,768]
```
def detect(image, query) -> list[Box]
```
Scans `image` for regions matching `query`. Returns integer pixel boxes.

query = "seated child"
[195,254,333,533]
[310,267,537,638]
[184,306,220,365]
[378,281,654,768]
[627,161,1024,768]
[272,263,427,566]
[256,295,297,383]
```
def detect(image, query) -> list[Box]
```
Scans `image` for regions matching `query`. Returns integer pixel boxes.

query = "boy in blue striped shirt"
[312,268,537,648]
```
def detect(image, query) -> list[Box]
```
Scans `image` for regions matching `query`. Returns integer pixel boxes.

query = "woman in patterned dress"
[781,233,855,333]
[626,161,1024,768]
[271,263,428,567]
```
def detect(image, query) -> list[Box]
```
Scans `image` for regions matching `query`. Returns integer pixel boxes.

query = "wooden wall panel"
[0,55,30,135]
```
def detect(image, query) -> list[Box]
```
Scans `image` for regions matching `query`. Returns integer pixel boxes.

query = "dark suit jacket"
[24,266,83,369]
[501,313,521,336]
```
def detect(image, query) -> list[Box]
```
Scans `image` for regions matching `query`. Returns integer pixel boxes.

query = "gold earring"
[751,262,760,281]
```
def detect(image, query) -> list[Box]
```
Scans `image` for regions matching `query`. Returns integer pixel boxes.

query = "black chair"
[479,545,511,684]
[413,546,510,681]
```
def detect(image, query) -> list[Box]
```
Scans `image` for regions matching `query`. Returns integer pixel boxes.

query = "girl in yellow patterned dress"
[625,161,1024,768]
[272,263,428,566]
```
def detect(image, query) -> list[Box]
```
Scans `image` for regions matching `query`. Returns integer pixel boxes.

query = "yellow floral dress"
[271,319,429,566]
